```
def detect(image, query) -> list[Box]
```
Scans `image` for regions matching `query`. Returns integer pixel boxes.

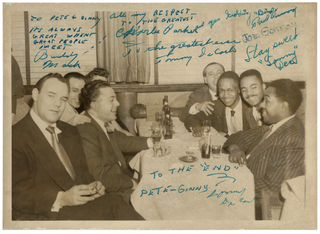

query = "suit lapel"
[84,112,132,176]
[242,102,250,130]
[212,100,228,134]
[24,114,75,190]
[84,112,120,165]
[248,117,297,162]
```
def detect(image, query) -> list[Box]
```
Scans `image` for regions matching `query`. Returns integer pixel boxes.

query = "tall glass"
[152,121,162,157]
[199,134,211,159]
[202,120,211,135]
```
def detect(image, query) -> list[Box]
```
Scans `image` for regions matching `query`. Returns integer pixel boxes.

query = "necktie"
[230,110,239,134]
[46,126,75,180]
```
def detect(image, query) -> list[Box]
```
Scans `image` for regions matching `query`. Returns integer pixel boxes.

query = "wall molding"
[23,81,306,95]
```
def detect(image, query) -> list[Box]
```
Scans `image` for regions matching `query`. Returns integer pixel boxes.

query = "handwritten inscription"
[245,27,298,70]
[29,5,300,70]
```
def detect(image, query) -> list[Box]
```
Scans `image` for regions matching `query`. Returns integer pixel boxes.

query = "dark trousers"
[57,193,144,220]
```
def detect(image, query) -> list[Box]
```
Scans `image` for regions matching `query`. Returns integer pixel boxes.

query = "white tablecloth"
[129,130,255,220]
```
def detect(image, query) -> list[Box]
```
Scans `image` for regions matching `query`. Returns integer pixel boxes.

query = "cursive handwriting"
[225,9,249,19]
[247,7,297,29]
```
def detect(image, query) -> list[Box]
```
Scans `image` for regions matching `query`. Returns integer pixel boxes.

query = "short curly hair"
[86,68,109,81]
[269,79,302,114]
[80,80,111,110]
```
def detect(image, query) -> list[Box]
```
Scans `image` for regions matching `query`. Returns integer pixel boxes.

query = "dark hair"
[80,80,111,110]
[202,62,225,77]
[64,72,87,89]
[217,71,240,87]
[86,68,109,81]
[269,79,302,114]
[35,73,65,92]
[239,69,263,84]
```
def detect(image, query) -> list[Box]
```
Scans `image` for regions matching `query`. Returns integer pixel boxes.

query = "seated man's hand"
[60,184,98,207]
[68,114,91,126]
[195,101,215,116]
[228,145,247,166]
[88,181,105,198]
[191,126,203,137]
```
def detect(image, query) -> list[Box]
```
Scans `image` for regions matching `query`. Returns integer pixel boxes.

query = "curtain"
[96,12,150,84]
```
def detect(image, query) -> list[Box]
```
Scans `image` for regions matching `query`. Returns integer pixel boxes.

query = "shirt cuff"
[189,103,200,115]
[51,191,64,212]
[147,138,154,148]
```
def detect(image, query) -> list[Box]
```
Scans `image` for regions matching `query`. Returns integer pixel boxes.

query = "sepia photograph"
[2,1,317,230]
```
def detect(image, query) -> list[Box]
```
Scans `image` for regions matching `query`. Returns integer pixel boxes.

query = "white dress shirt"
[30,108,64,212]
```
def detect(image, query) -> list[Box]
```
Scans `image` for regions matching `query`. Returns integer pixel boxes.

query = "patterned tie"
[46,126,75,180]
[230,110,239,134]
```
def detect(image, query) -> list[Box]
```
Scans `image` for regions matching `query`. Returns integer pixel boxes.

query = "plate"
[179,155,198,163]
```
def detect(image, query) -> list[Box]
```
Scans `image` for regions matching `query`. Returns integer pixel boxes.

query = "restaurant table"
[129,119,255,220]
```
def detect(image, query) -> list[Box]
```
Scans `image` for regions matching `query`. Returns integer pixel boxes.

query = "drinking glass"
[202,120,211,135]
[211,145,222,158]
[152,132,162,157]
[199,134,211,159]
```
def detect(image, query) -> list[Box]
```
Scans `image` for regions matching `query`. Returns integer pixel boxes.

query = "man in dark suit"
[76,80,170,204]
[179,62,225,122]
[223,79,305,219]
[184,71,250,137]
[239,69,266,128]
[12,73,144,220]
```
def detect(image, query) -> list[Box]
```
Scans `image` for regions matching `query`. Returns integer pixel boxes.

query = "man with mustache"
[76,80,170,204]
[239,69,266,128]
[223,78,305,220]
[184,71,250,137]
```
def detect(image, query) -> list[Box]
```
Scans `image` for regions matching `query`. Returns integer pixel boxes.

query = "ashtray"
[179,155,198,163]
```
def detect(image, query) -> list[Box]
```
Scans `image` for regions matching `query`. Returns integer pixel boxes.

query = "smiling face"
[32,78,68,125]
[260,87,284,124]
[218,78,240,109]
[91,87,120,123]
[68,77,86,108]
[204,64,224,93]
[240,75,265,107]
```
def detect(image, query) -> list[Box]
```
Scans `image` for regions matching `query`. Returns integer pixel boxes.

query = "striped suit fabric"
[223,116,305,201]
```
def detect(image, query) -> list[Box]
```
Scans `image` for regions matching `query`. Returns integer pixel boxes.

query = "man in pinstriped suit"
[223,78,305,219]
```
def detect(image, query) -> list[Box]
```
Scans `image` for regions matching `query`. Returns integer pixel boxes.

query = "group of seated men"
[12,68,170,220]
[179,62,305,219]
[12,63,305,221]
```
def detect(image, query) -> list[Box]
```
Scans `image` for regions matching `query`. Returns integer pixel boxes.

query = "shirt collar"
[30,108,61,134]
[270,115,295,133]
[226,98,242,113]
[208,89,217,100]
[88,112,107,132]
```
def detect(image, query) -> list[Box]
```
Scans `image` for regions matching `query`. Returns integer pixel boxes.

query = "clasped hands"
[60,181,105,207]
